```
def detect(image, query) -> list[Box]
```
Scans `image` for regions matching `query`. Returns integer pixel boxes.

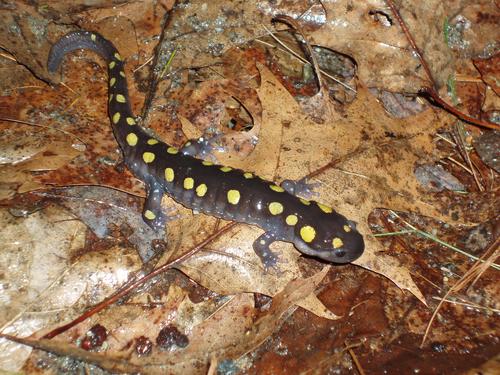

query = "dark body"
[48,31,364,266]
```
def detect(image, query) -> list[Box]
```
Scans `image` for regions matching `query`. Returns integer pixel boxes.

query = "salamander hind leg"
[142,183,168,233]
[252,231,280,269]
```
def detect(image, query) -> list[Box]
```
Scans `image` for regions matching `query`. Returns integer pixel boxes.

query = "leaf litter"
[0,0,498,373]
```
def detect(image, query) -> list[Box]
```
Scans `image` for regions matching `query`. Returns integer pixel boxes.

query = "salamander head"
[293,216,364,263]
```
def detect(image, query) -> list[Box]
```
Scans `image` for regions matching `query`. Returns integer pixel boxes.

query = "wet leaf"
[0,139,81,200]
[1,269,330,374]
[0,205,143,370]
[0,1,498,373]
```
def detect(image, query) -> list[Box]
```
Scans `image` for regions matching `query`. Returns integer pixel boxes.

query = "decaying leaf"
[0,139,81,200]
[1,269,330,374]
[0,206,141,370]
[51,186,166,262]
[166,64,459,305]
[177,224,339,319]
[0,0,498,373]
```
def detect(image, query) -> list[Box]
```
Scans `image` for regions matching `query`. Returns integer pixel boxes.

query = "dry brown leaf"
[152,0,459,96]
[177,224,339,319]
[174,79,263,157]
[54,186,166,262]
[147,268,331,373]
[167,63,456,305]
[0,334,143,374]
[0,140,81,200]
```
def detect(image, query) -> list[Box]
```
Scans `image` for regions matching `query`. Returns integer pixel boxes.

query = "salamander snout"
[294,219,365,263]
[315,229,364,263]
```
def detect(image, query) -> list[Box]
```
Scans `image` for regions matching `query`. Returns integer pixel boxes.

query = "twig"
[0,51,17,62]
[444,156,474,175]
[451,124,484,191]
[386,0,500,130]
[420,87,500,130]
[430,296,500,314]
[41,222,237,339]
[260,25,356,93]
[347,344,365,375]
[0,117,87,146]
[389,211,500,271]
[385,0,436,89]
[132,55,153,73]
[421,236,500,346]
[435,133,455,146]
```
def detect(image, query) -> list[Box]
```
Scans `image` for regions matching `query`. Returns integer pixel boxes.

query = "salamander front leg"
[142,183,167,233]
[281,178,320,199]
[253,231,280,269]
[180,136,217,159]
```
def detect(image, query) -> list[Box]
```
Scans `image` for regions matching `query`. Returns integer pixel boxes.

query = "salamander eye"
[347,220,358,229]
[335,249,346,258]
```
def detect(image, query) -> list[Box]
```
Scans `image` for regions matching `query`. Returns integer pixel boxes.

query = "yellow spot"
[167,146,178,154]
[332,237,344,249]
[114,52,122,61]
[300,198,311,206]
[112,112,121,124]
[286,214,298,226]
[164,168,174,182]
[147,139,159,145]
[184,177,194,189]
[202,160,214,166]
[109,61,116,69]
[110,77,116,87]
[119,71,126,77]
[109,94,113,103]
[143,152,155,163]
[227,189,240,205]
[185,141,192,146]
[116,94,126,103]
[343,225,351,233]
[220,166,232,172]
[126,133,138,146]
[270,184,285,193]
[196,184,208,197]
[243,172,253,179]
[300,226,316,243]
[268,202,284,215]
[144,210,156,220]
[91,34,96,41]
[317,203,333,213]
[126,117,136,125]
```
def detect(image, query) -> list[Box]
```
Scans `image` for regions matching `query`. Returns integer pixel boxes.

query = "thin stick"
[0,117,87,146]
[385,0,436,89]
[445,156,474,175]
[390,211,500,271]
[386,0,500,130]
[421,236,500,346]
[42,222,237,339]
[430,296,500,314]
[132,55,153,73]
[260,25,356,93]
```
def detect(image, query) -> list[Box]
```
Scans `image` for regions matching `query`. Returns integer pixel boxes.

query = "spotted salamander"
[47,31,364,267]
